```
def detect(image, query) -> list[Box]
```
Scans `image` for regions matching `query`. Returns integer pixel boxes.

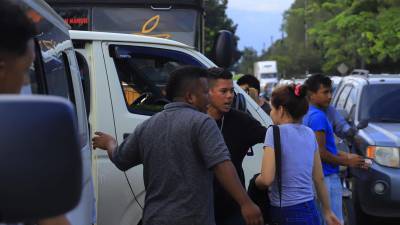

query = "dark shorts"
[269,200,320,225]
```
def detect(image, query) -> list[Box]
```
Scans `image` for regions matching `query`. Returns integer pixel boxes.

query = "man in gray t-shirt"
[92,66,263,225]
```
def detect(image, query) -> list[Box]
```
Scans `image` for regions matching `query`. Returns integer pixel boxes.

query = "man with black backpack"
[207,68,267,225]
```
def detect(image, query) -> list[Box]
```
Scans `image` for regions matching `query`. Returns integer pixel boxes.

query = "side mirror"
[0,95,82,223]
[337,109,350,121]
[212,30,234,68]
[357,119,369,130]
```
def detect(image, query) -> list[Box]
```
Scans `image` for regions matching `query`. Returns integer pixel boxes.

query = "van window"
[336,85,351,110]
[110,45,203,115]
[75,51,91,116]
[21,39,46,95]
[344,87,357,116]
[44,51,76,103]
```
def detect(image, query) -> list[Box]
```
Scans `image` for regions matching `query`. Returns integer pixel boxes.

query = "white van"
[69,30,272,225]
[15,1,95,225]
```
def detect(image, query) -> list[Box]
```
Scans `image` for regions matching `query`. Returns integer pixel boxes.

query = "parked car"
[332,74,400,224]
[329,75,343,95]
[69,30,272,225]
[15,1,95,224]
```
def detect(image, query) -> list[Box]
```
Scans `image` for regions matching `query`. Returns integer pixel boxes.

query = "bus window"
[92,7,197,47]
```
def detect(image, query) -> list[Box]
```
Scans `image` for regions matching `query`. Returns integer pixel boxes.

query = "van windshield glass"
[359,84,400,122]
[92,7,197,46]
[261,73,277,79]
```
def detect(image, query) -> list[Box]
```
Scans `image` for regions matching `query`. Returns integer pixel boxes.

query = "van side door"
[102,42,204,207]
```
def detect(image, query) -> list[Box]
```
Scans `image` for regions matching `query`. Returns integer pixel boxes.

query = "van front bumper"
[353,162,400,217]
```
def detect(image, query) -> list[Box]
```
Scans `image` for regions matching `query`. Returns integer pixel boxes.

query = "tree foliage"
[241,0,400,76]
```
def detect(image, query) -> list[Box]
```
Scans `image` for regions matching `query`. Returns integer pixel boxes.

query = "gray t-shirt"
[264,123,317,207]
[112,102,230,225]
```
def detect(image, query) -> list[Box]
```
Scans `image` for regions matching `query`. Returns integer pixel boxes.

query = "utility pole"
[270,36,273,48]
[304,0,307,46]
[304,0,309,75]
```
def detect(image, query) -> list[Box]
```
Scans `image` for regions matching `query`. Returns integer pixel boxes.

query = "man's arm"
[328,106,351,139]
[196,118,263,225]
[213,161,263,225]
[315,131,364,168]
[243,112,267,146]
[92,130,142,171]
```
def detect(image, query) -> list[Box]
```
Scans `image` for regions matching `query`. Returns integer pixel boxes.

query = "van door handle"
[123,133,130,139]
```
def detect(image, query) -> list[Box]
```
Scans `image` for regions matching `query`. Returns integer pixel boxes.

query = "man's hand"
[92,131,117,151]
[248,87,259,103]
[324,210,342,225]
[346,153,368,169]
[240,201,264,225]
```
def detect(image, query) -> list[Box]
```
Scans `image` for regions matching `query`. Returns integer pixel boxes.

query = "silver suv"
[332,74,400,224]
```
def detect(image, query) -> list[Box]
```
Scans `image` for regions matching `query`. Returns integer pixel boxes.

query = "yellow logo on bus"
[135,15,172,39]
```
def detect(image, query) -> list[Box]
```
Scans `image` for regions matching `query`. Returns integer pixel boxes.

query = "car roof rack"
[350,69,369,76]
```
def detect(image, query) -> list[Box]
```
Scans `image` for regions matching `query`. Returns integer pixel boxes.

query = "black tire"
[343,197,357,225]
[353,183,374,225]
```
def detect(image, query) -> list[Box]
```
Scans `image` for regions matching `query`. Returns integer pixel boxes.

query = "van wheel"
[343,197,356,225]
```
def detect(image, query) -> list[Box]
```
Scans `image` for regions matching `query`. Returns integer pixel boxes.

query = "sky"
[227,0,295,54]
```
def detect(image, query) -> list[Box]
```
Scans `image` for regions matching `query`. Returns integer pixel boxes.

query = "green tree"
[308,0,400,72]
[236,47,258,74]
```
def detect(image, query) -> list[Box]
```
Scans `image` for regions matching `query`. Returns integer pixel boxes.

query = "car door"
[27,37,93,225]
[102,42,206,208]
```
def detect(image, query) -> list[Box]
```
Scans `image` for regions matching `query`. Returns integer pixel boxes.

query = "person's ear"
[185,91,195,104]
[278,105,285,118]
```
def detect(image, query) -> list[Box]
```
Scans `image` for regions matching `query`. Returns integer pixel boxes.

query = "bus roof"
[45,0,204,9]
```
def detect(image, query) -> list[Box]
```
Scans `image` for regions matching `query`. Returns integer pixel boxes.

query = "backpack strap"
[272,125,282,208]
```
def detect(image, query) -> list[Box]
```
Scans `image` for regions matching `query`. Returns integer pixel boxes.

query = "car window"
[359,84,400,122]
[44,51,76,103]
[344,86,357,120]
[75,51,91,116]
[110,45,203,115]
[336,85,351,110]
[20,39,46,95]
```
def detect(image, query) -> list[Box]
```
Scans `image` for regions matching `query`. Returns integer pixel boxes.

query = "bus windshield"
[260,73,277,79]
[55,7,198,47]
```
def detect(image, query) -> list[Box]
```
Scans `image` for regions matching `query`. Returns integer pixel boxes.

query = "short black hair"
[207,67,233,80]
[304,74,332,93]
[0,0,36,56]
[166,66,208,101]
[237,74,260,93]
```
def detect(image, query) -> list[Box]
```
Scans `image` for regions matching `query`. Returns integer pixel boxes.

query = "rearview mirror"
[0,95,82,223]
[357,119,369,130]
[212,30,234,68]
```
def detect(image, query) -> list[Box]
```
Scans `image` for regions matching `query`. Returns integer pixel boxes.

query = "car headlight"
[367,146,400,168]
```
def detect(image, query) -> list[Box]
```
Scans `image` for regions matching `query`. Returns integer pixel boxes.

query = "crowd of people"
[93,68,370,225]
[2,0,370,224]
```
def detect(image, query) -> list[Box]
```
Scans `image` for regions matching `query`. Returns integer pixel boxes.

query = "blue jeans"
[270,200,320,225]
[317,173,343,225]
